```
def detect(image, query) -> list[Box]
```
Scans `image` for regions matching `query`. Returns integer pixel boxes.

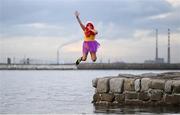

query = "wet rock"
[134,79,141,92]
[139,91,150,101]
[124,78,135,91]
[115,94,125,103]
[101,93,114,102]
[97,78,109,93]
[109,78,124,93]
[165,80,173,94]
[173,80,180,93]
[94,101,111,106]
[140,73,158,77]
[150,79,165,90]
[92,72,180,106]
[148,89,163,101]
[158,72,180,80]
[141,78,151,91]
[119,74,137,78]
[143,100,164,106]
[92,78,99,88]
[93,93,101,103]
[165,94,180,105]
[125,92,138,99]
[125,99,143,105]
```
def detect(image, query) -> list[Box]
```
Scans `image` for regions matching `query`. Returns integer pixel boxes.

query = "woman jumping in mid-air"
[75,11,100,65]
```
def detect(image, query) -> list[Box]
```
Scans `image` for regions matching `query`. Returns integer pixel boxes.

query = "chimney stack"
[155,29,158,61]
[167,28,170,63]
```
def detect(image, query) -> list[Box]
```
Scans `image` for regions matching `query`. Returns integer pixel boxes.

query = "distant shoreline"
[78,63,180,70]
[0,63,180,70]
[0,64,77,70]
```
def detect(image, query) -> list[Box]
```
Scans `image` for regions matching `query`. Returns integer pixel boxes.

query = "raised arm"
[75,11,85,31]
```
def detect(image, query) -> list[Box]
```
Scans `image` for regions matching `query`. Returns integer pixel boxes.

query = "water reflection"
[94,105,180,114]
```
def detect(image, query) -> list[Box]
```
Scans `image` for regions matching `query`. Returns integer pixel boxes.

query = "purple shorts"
[83,40,100,54]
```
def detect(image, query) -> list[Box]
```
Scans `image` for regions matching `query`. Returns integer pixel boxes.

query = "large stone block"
[140,73,158,77]
[94,101,111,106]
[141,78,151,91]
[134,79,141,92]
[97,78,109,93]
[101,93,114,102]
[165,80,173,94]
[92,78,99,88]
[124,78,135,91]
[115,94,125,103]
[165,94,180,105]
[148,89,163,101]
[139,92,150,101]
[125,92,138,99]
[125,99,143,105]
[143,100,164,106]
[109,78,124,93]
[149,79,165,90]
[119,74,136,78]
[93,93,101,103]
[173,80,180,93]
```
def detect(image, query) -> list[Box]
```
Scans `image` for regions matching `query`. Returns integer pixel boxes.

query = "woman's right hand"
[75,11,80,17]
[75,10,85,30]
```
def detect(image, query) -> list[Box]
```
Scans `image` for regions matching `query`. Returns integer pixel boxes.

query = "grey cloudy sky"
[0,0,180,63]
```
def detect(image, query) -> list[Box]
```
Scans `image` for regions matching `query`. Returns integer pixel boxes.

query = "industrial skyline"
[145,28,172,64]
[0,28,176,65]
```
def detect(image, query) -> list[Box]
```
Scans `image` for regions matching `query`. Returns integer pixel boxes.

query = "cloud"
[165,0,180,7]
[0,0,180,63]
[133,29,152,39]
[1,0,179,38]
[1,22,82,39]
[20,23,58,29]
[147,12,172,20]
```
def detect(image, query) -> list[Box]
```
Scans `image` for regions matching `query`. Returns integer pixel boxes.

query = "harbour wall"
[0,64,77,70]
[92,72,180,106]
[78,63,180,70]
[0,63,180,70]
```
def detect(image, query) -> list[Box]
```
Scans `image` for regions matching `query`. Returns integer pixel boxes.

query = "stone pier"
[0,64,77,70]
[92,72,180,106]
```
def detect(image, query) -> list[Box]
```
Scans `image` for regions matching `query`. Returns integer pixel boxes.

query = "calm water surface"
[0,70,180,114]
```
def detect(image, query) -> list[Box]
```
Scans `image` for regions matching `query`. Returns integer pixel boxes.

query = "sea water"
[0,70,180,114]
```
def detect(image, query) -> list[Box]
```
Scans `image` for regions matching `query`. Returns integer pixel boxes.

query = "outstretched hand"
[75,11,80,17]
[74,10,85,30]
